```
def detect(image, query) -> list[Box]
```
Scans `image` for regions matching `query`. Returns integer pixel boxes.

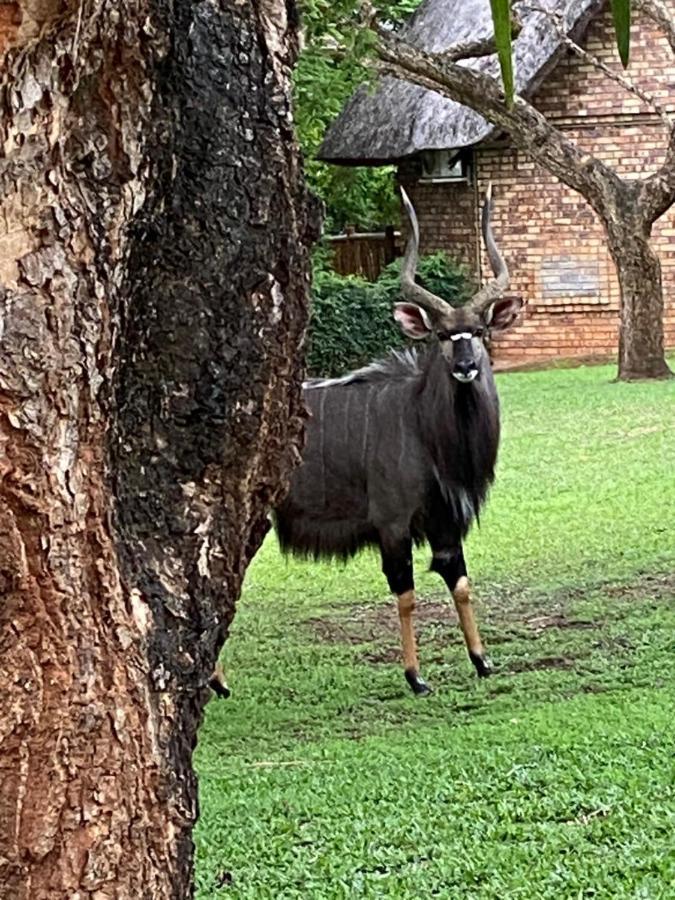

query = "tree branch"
[638,124,675,224]
[437,12,523,62]
[375,29,621,216]
[629,1,675,222]
[634,0,675,53]
[518,1,672,130]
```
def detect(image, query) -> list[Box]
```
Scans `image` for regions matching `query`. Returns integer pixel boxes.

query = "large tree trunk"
[611,237,672,381]
[0,2,317,897]
[605,195,673,380]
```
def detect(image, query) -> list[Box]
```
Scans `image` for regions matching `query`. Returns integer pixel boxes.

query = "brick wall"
[400,6,675,368]
[399,158,479,271]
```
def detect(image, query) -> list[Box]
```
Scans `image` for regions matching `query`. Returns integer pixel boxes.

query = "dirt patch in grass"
[307,600,456,647]
[506,655,580,674]
[359,646,400,665]
[581,683,609,694]
[307,573,675,647]
[525,613,596,632]
[602,572,675,600]
[306,572,675,678]
[485,572,675,626]
[308,618,374,646]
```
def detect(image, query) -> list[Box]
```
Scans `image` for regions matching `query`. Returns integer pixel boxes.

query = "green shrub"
[375,252,475,307]
[306,251,474,377]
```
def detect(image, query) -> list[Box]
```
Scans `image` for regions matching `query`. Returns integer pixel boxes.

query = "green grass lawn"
[195,361,675,899]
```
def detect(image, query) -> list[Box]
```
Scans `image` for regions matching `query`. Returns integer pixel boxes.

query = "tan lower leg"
[452,576,484,656]
[209,661,230,698]
[397,589,419,672]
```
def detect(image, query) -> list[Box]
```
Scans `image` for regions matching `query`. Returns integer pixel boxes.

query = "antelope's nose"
[453,358,479,382]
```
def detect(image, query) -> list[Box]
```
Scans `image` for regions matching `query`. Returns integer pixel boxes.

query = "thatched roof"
[319,0,605,164]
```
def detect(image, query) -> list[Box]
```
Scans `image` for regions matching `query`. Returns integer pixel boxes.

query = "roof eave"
[316,0,606,166]
[317,124,497,166]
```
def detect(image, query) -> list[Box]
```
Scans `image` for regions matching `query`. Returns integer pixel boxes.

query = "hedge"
[306,251,474,378]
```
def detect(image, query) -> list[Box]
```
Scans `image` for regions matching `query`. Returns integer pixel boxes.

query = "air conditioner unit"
[419,150,470,184]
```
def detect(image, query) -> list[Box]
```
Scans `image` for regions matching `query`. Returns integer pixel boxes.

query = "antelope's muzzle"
[452,337,479,383]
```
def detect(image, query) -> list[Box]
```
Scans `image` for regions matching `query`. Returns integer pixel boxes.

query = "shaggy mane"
[304,348,422,389]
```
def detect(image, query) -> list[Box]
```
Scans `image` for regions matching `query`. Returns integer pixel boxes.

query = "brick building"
[320,0,675,368]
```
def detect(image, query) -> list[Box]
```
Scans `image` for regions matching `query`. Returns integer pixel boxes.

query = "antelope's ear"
[484,296,523,331]
[394,303,432,339]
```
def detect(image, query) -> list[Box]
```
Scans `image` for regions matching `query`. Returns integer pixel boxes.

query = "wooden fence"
[325,226,402,282]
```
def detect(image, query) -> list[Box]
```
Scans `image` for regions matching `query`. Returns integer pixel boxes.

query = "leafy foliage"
[307,269,406,377]
[375,249,475,305]
[294,0,422,232]
[306,251,474,376]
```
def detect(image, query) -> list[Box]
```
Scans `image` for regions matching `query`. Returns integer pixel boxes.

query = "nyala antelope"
[273,185,523,695]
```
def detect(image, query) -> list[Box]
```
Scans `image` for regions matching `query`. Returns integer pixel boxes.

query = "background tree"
[296,0,632,230]
[370,0,675,381]
[302,0,669,380]
[0,1,317,896]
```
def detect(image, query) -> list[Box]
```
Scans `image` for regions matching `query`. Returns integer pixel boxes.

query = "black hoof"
[405,668,433,696]
[469,652,493,678]
[209,677,231,699]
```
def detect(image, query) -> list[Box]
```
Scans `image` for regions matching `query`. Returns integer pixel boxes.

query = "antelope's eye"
[437,330,453,341]
[474,327,484,339]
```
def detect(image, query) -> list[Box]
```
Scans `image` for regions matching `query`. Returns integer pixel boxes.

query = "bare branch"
[437,12,523,62]
[375,29,621,217]
[628,0,675,223]
[375,1,675,229]
[634,0,675,53]
[519,1,672,130]
[625,0,675,222]
[638,125,675,224]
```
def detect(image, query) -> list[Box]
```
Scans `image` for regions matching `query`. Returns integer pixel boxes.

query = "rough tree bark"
[0,1,317,898]
[606,184,669,379]
[375,0,675,380]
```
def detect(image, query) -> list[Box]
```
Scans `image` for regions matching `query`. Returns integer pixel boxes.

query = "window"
[419,150,472,184]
